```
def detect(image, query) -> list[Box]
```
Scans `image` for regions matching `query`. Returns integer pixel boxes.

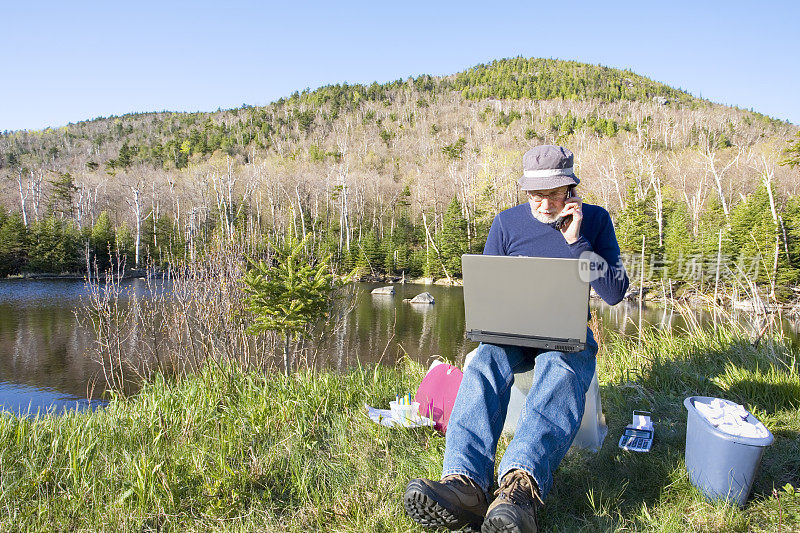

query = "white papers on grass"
[364,404,435,428]
[694,398,769,439]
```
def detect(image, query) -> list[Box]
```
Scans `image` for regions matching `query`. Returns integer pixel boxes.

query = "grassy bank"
[1,326,799,532]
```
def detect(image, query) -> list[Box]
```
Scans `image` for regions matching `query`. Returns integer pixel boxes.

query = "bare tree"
[15,169,29,227]
[668,152,706,236]
[334,121,352,254]
[644,152,664,247]
[126,180,143,268]
[750,147,786,299]
[698,144,739,220]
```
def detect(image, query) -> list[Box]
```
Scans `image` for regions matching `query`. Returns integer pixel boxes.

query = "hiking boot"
[481,469,542,533]
[404,474,488,530]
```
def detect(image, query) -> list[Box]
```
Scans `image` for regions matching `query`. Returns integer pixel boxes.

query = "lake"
[1,279,797,415]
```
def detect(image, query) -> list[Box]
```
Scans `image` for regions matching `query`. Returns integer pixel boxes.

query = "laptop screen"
[461,255,589,349]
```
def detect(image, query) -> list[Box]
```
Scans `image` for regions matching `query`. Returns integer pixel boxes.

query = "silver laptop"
[462,254,589,352]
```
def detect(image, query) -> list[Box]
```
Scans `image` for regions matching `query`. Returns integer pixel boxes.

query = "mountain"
[0,57,788,172]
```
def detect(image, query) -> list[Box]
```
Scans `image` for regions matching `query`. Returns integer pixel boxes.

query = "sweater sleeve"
[566,211,629,305]
[483,215,505,256]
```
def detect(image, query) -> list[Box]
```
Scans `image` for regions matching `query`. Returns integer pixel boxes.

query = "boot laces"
[494,470,544,509]
[442,474,478,489]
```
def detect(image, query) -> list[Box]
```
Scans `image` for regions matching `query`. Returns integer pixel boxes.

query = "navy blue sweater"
[483,203,629,305]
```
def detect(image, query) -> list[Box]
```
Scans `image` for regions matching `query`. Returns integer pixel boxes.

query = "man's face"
[526,186,570,223]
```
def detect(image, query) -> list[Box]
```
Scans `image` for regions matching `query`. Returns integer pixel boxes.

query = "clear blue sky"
[2,0,798,132]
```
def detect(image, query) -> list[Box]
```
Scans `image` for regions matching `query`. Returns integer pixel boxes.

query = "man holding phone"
[404,145,629,533]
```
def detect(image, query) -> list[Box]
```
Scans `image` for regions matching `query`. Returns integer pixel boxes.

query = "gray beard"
[529,203,558,224]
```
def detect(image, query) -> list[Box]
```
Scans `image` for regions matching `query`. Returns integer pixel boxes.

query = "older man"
[404,145,629,533]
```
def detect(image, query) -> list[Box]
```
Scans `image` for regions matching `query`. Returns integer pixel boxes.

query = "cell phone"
[549,185,576,231]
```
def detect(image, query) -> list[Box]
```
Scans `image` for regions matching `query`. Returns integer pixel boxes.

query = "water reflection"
[0,279,108,416]
[1,279,798,415]
[0,293,102,397]
[0,381,104,417]
[314,284,478,370]
[597,298,797,339]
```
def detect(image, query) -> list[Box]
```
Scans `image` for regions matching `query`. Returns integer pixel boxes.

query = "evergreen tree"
[696,198,737,288]
[662,201,697,281]
[437,197,468,276]
[343,245,359,275]
[355,229,382,278]
[27,216,81,273]
[48,173,76,220]
[728,183,796,293]
[381,239,397,276]
[782,196,800,283]
[154,214,185,265]
[318,234,340,270]
[442,137,467,160]
[614,185,660,280]
[390,186,415,276]
[116,222,135,268]
[780,131,800,169]
[422,244,440,279]
[141,214,157,264]
[243,235,346,375]
[408,248,426,278]
[697,198,729,257]
[116,142,137,169]
[0,211,28,277]
[91,211,116,270]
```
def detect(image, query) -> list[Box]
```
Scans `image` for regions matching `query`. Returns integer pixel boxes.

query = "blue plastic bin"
[684,396,774,507]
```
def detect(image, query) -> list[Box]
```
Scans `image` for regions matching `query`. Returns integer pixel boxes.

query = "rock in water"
[409,292,435,304]
[371,286,395,295]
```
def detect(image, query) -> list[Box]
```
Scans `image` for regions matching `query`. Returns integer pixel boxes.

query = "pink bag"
[415,362,463,433]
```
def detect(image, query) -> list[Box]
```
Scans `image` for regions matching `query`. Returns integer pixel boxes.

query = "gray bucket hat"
[517,145,580,190]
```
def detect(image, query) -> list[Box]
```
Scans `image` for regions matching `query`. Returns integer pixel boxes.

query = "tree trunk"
[16,169,28,227]
[130,185,142,268]
[714,231,722,305]
[701,148,738,220]
[30,170,44,223]
[761,156,780,300]
[421,211,452,284]
[639,234,646,301]
[283,332,292,376]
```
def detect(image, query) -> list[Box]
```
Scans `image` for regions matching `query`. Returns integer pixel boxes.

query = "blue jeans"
[442,328,598,498]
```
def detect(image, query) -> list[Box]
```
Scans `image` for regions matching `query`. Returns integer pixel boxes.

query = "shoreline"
[3,268,153,282]
[5,272,799,314]
[360,274,800,313]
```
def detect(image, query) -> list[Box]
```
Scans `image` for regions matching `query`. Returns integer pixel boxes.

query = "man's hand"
[558,195,583,244]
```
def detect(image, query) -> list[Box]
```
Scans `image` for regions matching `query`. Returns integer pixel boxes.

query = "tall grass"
[0,361,429,531]
[1,325,798,531]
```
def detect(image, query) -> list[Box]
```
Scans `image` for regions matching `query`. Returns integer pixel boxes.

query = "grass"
[0,326,798,532]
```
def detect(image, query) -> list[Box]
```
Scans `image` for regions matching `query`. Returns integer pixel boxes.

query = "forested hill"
[0,57,728,171]
[0,57,784,174]
[1,57,799,298]
[451,58,693,102]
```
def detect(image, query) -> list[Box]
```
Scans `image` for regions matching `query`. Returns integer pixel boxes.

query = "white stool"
[464,349,607,452]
